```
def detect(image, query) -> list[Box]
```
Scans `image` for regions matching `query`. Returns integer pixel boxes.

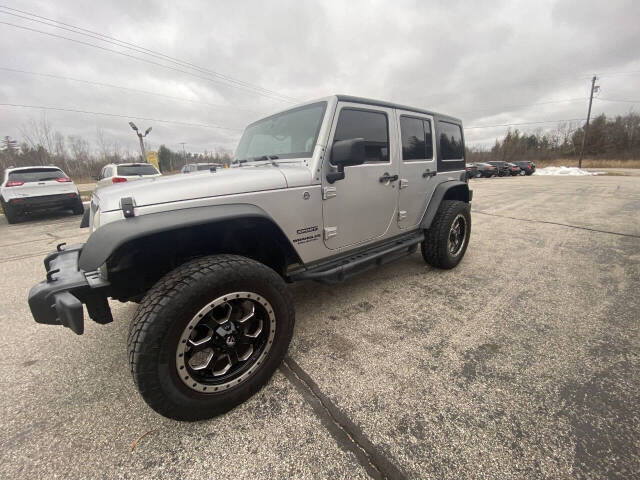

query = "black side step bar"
[291,233,425,284]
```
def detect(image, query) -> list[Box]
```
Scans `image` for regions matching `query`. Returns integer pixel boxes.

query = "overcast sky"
[1,0,639,156]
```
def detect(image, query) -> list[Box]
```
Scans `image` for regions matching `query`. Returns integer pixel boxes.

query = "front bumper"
[28,244,112,335]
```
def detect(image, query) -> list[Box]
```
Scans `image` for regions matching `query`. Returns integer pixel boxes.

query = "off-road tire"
[1,199,20,224]
[72,198,84,215]
[127,254,294,421]
[421,200,471,269]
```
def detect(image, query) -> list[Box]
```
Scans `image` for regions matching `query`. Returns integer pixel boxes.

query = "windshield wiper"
[235,155,280,166]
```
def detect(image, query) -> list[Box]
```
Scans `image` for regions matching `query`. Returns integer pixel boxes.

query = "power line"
[0,103,243,131]
[594,70,640,78]
[465,118,586,130]
[0,19,297,104]
[0,5,299,103]
[0,67,267,115]
[596,97,640,104]
[456,97,588,116]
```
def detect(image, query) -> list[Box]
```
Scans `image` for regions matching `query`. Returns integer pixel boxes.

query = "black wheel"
[1,199,20,224]
[72,198,84,215]
[127,254,294,421]
[421,200,471,269]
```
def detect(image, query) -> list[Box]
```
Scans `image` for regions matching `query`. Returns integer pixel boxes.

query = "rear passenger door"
[396,110,438,229]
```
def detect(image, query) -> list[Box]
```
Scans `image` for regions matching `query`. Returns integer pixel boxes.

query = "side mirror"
[327,138,365,183]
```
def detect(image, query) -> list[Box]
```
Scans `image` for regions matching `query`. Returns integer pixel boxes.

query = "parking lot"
[1,174,638,479]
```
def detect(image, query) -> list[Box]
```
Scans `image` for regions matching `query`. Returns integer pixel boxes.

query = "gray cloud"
[1,0,638,155]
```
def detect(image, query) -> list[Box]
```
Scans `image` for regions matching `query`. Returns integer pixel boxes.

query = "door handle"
[422,170,437,178]
[379,173,399,183]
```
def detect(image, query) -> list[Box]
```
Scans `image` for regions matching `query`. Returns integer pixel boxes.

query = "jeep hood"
[93,164,311,212]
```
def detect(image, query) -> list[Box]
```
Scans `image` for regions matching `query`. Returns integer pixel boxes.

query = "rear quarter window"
[439,122,464,160]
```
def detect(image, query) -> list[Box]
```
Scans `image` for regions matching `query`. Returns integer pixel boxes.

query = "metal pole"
[180,142,187,171]
[579,76,597,169]
[138,133,147,162]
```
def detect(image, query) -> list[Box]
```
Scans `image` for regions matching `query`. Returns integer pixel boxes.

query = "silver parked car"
[180,162,223,173]
[1,166,83,223]
[96,163,161,187]
[29,95,472,420]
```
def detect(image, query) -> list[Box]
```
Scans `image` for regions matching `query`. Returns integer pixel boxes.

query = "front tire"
[127,255,295,420]
[421,200,471,269]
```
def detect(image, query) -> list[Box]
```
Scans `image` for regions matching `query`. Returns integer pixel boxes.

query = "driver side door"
[321,103,398,250]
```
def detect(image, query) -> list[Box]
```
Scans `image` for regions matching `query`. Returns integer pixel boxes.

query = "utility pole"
[179,142,187,171]
[579,76,599,168]
[129,122,152,162]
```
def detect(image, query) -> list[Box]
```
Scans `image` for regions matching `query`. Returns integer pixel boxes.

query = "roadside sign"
[146,151,159,170]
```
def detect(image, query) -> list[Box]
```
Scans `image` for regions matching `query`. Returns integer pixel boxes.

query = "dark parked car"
[507,162,521,176]
[487,161,511,177]
[473,162,498,178]
[511,161,536,175]
[465,163,479,179]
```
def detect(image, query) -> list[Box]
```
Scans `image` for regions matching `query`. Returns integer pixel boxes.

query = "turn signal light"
[112,177,127,183]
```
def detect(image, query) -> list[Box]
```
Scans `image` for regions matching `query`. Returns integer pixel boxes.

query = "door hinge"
[398,210,408,221]
[324,226,338,240]
[323,186,337,200]
[399,179,409,189]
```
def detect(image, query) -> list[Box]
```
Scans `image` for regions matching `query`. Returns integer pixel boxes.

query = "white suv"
[96,163,161,187]
[1,166,83,224]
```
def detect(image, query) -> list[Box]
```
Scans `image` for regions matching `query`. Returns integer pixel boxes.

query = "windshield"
[235,102,327,161]
[117,164,159,176]
[8,168,66,182]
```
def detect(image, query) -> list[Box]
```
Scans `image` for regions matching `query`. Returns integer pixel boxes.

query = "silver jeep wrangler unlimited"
[28,95,471,420]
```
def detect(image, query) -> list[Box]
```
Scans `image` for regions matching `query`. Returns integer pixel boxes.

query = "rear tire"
[72,198,84,215]
[127,254,295,421]
[1,199,20,224]
[421,200,471,269]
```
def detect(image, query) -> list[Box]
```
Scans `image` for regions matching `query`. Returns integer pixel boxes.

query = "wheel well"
[442,184,470,203]
[105,217,301,301]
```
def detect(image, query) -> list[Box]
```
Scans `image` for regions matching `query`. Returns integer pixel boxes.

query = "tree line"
[0,116,232,180]
[2,112,638,180]
[467,112,640,163]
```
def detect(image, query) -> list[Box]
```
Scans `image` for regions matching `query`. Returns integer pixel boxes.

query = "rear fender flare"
[420,181,472,230]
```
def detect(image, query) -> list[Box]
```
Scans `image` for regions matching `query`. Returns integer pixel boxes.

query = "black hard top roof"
[336,95,462,124]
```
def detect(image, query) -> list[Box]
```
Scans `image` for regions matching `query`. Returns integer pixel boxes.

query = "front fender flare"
[78,204,285,271]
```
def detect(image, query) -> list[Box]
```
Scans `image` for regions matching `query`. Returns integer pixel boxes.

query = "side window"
[439,122,464,160]
[333,108,389,163]
[106,167,114,177]
[400,116,434,161]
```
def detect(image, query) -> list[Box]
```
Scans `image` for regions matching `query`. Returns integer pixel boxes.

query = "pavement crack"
[281,356,407,480]
[472,210,640,238]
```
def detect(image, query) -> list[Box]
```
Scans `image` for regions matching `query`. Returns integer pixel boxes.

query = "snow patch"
[534,166,605,176]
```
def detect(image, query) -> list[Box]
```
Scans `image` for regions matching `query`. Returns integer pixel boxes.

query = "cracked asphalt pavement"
[1,174,638,479]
